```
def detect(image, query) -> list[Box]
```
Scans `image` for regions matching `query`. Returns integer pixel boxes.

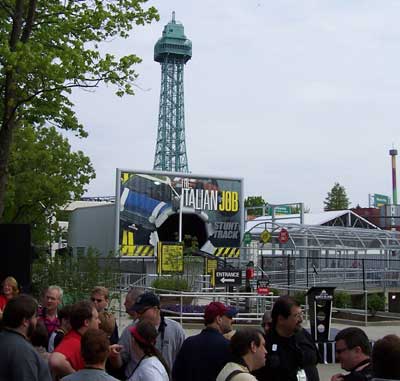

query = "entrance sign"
[215,268,242,286]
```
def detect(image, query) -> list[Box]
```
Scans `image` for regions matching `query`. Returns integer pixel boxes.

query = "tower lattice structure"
[153,12,192,173]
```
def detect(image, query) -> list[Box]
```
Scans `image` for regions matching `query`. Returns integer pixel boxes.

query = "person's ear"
[353,346,362,354]
[250,341,257,353]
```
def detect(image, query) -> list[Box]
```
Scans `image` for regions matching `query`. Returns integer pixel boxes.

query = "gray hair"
[47,285,63,300]
[127,287,144,301]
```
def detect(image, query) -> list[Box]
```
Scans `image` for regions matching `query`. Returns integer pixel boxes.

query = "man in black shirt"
[172,301,235,381]
[331,327,373,381]
[253,295,320,381]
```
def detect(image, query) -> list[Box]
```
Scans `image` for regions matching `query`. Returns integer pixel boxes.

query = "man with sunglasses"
[253,296,320,381]
[111,291,185,379]
[331,327,373,381]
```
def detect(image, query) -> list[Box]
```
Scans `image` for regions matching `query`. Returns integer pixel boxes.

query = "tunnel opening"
[156,213,208,249]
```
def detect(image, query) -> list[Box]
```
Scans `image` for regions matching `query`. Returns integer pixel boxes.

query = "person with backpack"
[217,328,267,381]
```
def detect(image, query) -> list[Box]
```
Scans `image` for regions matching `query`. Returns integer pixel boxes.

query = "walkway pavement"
[117,311,398,381]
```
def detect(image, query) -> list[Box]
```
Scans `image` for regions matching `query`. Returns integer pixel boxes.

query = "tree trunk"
[0,69,17,219]
[0,0,24,219]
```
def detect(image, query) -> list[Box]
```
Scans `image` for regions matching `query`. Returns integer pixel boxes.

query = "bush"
[293,291,306,305]
[367,293,385,316]
[152,277,189,292]
[334,291,351,308]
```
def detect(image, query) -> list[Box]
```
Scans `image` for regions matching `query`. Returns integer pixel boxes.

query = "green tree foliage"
[32,250,121,305]
[0,0,159,218]
[245,195,266,217]
[324,182,350,211]
[3,125,95,244]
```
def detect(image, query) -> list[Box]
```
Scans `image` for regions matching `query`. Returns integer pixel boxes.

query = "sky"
[68,0,400,212]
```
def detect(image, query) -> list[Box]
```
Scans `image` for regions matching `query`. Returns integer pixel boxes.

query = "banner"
[117,170,243,257]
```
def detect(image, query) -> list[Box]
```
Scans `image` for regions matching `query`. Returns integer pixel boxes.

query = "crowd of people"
[0,276,400,381]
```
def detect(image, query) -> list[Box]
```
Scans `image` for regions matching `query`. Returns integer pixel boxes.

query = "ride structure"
[153,12,192,173]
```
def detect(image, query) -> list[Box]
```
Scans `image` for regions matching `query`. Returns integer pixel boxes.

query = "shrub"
[293,291,306,305]
[334,291,351,308]
[367,293,385,316]
[152,277,189,292]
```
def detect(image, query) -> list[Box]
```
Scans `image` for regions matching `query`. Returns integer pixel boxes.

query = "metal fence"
[260,255,400,290]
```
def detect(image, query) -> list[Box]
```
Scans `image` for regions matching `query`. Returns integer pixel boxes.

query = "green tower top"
[154,11,192,63]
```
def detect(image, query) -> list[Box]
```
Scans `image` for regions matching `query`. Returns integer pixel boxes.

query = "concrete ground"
[117,312,397,381]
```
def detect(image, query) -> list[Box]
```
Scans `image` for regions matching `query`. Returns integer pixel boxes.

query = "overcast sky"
[69,0,400,212]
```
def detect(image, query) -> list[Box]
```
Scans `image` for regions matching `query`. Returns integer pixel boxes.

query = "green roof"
[154,12,192,63]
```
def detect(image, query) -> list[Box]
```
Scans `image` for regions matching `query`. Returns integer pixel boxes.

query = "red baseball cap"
[204,302,229,322]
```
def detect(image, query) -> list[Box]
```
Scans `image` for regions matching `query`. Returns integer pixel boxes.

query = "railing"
[156,291,279,325]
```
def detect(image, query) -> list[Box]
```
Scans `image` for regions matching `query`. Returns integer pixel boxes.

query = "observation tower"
[153,12,192,172]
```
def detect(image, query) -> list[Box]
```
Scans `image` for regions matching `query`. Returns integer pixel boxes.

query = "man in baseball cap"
[110,292,185,379]
[173,301,235,381]
[130,292,160,316]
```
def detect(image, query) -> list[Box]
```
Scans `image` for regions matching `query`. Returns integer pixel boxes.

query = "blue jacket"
[172,327,231,381]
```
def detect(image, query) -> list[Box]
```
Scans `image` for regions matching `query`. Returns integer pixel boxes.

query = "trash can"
[307,286,335,342]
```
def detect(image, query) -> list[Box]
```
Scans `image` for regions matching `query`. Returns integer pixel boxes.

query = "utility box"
[389,292,400,313]
[307,286,336,342]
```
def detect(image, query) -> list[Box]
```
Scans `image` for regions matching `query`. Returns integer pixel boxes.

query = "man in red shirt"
[49,300,99,379]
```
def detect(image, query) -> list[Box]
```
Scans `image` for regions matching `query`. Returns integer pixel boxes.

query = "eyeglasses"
[91,298,104,303]
[291,312,304,319]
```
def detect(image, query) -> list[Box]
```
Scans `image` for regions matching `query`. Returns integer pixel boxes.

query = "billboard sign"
[373,193,390,208]
[116,170,243,257]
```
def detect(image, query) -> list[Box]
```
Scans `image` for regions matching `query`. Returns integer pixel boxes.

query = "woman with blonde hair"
[0,276,19,315]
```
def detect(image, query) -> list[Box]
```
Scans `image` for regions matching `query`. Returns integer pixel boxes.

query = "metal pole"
[362,259,366,292]
[179,188,183,242]
[287,254,290,294]
[306,255,309,288]
[364,290,368,327]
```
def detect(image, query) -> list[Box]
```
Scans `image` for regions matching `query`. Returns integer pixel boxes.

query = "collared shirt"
[38,306,60,335]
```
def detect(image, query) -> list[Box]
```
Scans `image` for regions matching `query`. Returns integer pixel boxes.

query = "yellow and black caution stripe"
[213,247,240,258]
[121,230,154,256]
[124,245,154,257]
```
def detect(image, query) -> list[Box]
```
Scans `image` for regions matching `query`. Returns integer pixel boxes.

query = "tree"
[244,195,266,217]
[324,182,350,211]
[0,1,159,218]
[3,124,95,244]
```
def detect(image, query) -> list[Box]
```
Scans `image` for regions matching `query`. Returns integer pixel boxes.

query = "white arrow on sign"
[221,277,235,283]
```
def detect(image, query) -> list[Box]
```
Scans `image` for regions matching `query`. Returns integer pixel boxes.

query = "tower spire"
[153,15,192,173]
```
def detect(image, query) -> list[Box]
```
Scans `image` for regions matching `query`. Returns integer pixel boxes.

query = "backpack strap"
[225,369,245,381]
